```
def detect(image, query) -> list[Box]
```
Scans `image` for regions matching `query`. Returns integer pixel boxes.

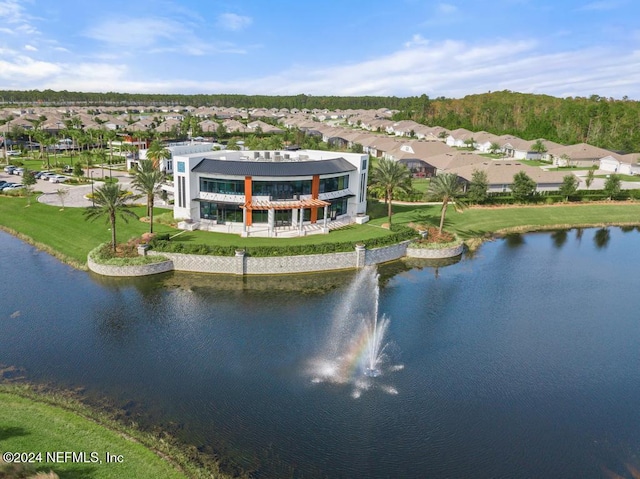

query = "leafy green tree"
[427,173,468,233]
[467,169,489,204]
[351,143,364,153]
[131,160,166,233]
[73,162,84,179]
[585,169,595,189]
[56,188,69,210]
[84,183,139,252]
[21,169,36,205]
[531,139,547,157]
[368,158,412,226]
[488,142,501,155]
[603,174,621,200]
[510,171,537,202]
[559,174,579,201]
[226,138,240,150]
[216,123,227,139]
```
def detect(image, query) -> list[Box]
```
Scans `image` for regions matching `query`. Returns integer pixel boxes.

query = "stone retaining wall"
[365,241,411,266]
[89,241,465,277]
[87,257,174,277]
[406,243,464,259]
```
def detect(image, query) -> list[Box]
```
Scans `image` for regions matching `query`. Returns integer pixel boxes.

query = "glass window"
[199,178,245,195]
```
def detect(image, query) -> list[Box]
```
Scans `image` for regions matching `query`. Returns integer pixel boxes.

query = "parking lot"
[0,168,135,208]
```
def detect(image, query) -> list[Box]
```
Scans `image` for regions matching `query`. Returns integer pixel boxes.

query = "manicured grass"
[0,391,187,479]
[0,196,174,266]
[369,202,640,238]
[3,193,640,267]
[412,178,430,194]
[595,174,640,182]
[546,166,594,172]
[516,159,552,167]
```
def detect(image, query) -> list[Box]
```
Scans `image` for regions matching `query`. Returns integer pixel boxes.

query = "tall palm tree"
[84,183,139,252]
[368,157,413,226]
[427,173,468,233]
[131,160,165,233]
[146,140,171,170]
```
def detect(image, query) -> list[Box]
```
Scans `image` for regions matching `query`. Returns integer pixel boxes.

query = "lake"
[1,227,639,478]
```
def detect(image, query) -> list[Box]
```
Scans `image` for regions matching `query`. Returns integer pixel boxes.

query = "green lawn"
[595,174,640,182]
[2,193,640,267]
[517,159,552,167]
[0,391,187,479]
[412,178,430,194]
[0,197,175,266]
[372,202,640,238]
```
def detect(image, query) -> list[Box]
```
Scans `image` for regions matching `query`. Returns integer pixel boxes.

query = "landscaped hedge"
[474,189,640,205]
[149,225,418,257]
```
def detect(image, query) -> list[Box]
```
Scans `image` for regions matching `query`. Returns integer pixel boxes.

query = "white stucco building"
[171,149,369,237]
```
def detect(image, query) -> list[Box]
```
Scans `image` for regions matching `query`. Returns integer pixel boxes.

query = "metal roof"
[191,157,356,177]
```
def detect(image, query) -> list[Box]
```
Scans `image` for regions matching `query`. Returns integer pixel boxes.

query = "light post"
[90,170,95,208]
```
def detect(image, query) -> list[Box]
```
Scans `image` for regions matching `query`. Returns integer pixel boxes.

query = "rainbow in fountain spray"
[309,266,401,396]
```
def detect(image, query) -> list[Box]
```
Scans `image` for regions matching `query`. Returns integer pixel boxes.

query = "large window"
[200,178,245,195]
[199,202,243,223]
[252,180,312,200]
[319,174,349,193]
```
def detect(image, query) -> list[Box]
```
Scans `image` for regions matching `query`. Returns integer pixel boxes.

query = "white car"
[49,175,68,183]
[6,150,21,156]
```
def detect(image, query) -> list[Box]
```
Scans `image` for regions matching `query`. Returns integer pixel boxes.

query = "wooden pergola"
[242,198,329,210]
[240,198,331,236]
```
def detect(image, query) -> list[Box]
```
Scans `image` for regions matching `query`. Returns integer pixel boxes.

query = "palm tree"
[84,183,139,252]
[131,160,165,233]
[368,157,413,226]
[146,140,171,170]
[427,173,468,233]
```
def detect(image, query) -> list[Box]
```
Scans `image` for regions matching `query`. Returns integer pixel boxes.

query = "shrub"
[149,225,418,257]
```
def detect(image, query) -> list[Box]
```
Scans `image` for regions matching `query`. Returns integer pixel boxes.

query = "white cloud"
[84,17,183,49]
[217,13,252,32]
[437,3,458,14]
[2,33,640,101]
[404,34,428,48]
[24,44,37,51]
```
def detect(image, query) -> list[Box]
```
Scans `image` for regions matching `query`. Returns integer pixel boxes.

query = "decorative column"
[323,204,329,233]
[355,243,366,268]
[268,208,275,237]
[310,175,320,223]
[235,249,246,275]
[244,176,253,226]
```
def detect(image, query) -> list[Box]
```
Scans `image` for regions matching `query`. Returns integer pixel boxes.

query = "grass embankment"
[0,197,175,267]
[2,194,640,266]
[0,196,394,265]
[372,202,640,239]
[0,388,191,479]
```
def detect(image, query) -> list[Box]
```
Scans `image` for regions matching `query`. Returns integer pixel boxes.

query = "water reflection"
[594,227,611,249]
[551,230,568,249]
[504,232,525,248]
[3,228,640,479]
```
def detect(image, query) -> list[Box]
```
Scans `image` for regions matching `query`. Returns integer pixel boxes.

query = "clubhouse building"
[171,149,369,237]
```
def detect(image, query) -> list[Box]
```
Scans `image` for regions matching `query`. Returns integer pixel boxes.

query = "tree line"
[0,90,423,111]
[392,90,640,153]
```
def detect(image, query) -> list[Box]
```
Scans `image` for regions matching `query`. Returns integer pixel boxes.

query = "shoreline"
[0,379,234,479]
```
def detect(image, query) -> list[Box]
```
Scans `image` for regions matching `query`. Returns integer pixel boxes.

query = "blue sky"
[1,0,640,99]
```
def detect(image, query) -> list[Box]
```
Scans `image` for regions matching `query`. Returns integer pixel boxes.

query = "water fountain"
[309,266,400,396]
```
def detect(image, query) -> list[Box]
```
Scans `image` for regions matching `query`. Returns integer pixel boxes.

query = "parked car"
[40,172,58,181]
[0,182,19,190]
[62,165,73,173]
[3,165,15,174]
[13,167,25,176]
[3,184,24,190]
[49,175,68,183]
[6,150,21,156]
[35,171,53,180]
[0,181,8,189]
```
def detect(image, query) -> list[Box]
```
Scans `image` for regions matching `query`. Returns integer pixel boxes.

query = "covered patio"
[241,198,331,237]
